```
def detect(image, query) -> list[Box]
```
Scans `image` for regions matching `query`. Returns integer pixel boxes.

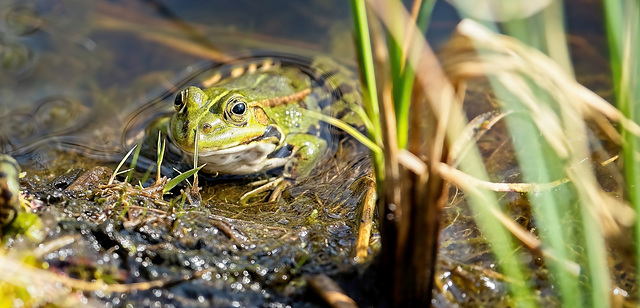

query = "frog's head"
[169,86,283,156]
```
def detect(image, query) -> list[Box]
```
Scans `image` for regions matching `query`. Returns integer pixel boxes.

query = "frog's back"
[214,67,309,101]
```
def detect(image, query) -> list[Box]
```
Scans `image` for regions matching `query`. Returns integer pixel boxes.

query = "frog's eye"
[231,101,246,115]
[174,90,186,112]
[225,96,248,125]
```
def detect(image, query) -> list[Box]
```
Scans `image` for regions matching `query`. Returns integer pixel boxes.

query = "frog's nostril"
[202,123,213,132]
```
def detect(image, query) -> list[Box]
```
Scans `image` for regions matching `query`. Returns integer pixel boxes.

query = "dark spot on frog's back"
[317,68,339,85]
[338,82,354,94]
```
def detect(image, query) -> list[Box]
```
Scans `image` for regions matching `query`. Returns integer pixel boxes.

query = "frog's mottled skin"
[169,65,329,180]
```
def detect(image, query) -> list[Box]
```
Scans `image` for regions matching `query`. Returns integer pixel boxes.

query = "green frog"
[168,57,362,202]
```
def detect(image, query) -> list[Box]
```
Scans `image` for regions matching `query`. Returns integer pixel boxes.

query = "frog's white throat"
[183,125,290,175]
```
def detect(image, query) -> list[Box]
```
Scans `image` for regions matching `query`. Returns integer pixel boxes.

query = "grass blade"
[351,0,385,184]
[125,140,143,183]
[303,109,381,155]
[164,165,205,194]
[156,131,166,183]
[108,145,138,185]
[390,0,435,148]
[604,1,640,303]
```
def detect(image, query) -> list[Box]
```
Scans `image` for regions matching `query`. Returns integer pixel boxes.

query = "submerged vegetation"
[0,0,639,307]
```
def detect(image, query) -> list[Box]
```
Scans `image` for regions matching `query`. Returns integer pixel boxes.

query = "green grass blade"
[604,1,640,305]
[177,194,187,214]
[366,2,537,304]
[462,19,586,306]
[140,164,154,184]
[108,145,138,185]
[350,0,385,184]
[192,126,201,190]
[499,98,582,307]
[604,0,623,82]
[303,109,382,155]
[156,131,166,182]
[540,1,573,75]
[163,165,205,194]
[125,140,143,183]
[390,0,436,149]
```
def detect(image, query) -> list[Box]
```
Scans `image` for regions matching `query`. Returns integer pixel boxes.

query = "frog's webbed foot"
[240,177,291,204]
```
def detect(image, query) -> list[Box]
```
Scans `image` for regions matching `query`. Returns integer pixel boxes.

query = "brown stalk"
[366,0,455,306]
[308,274,358,308]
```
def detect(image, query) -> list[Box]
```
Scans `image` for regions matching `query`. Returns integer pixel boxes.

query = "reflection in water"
[1,59,210,165]
[0,0,111,161]
[0,37,36,75]
[1,60,206,164]
[2,3,42,36]
[1,113,35,141]
[0,96,90,154]
[0,3,38,77]
[34,96,85,128]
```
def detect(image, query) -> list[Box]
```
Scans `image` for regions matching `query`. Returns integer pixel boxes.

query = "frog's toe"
[268,179,290,202]
[240,177,286,204]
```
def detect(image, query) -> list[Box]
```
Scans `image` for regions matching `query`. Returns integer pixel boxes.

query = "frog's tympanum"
[168,58,360,202]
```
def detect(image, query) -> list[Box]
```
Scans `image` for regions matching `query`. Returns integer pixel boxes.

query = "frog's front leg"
[282,133,327,180]
[239,133,326,204]
[269,133,326,202]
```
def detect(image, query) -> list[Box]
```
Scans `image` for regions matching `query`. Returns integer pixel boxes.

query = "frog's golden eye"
[225,96,248,125]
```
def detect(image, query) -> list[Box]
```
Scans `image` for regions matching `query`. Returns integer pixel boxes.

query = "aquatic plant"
[352,0,640,306]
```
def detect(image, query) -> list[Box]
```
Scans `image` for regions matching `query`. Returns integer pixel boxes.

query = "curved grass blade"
[303,109,381,155]
[126,140,143,183]
[108,145,138,185]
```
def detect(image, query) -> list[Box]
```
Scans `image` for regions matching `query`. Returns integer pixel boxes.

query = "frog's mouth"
[181,125,284,156]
